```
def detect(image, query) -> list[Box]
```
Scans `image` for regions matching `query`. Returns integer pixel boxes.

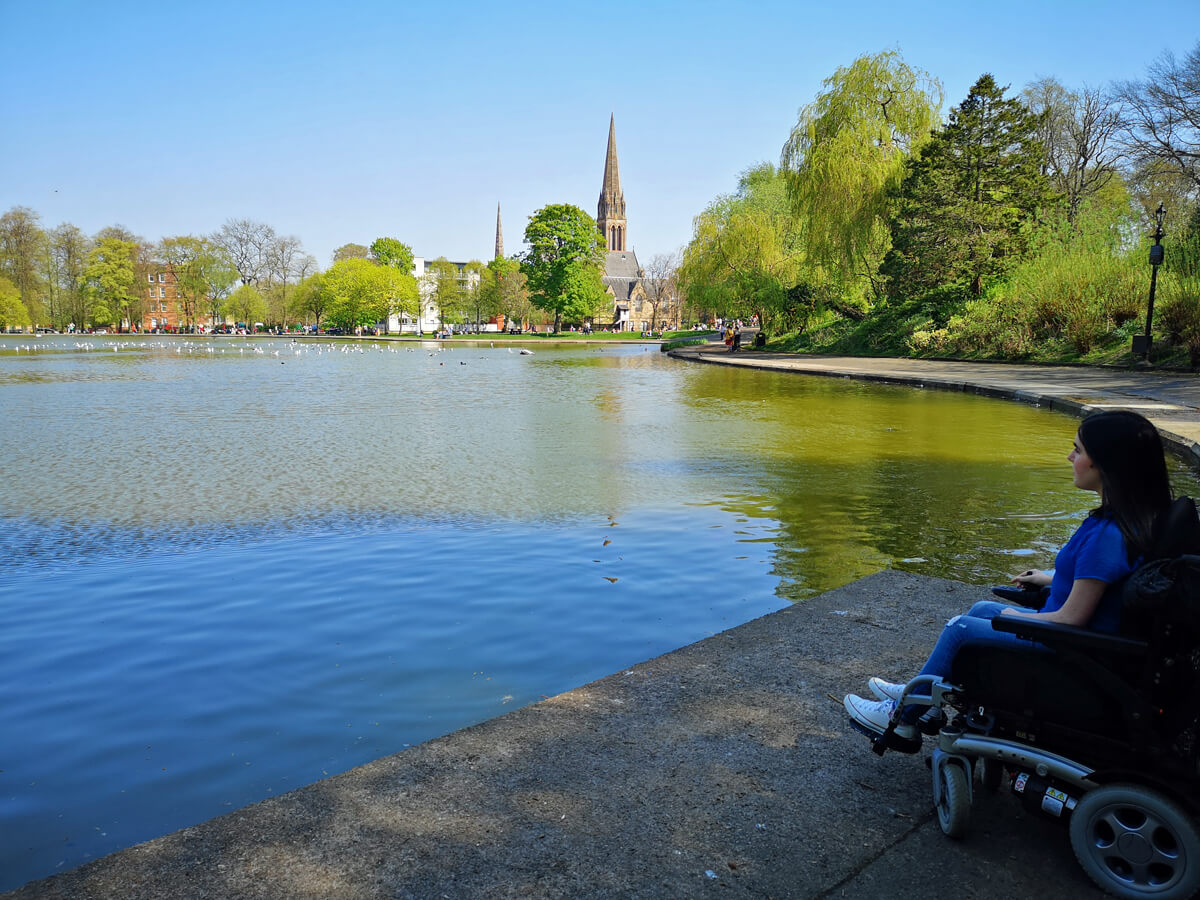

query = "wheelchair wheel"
[1069,783,1200,899]
[936,761,970,839]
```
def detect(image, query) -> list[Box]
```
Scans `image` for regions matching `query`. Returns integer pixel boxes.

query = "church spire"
[494,202,504,260]
[597,114,627,251]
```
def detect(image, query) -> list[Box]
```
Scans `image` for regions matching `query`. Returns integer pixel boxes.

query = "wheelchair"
[861,498,1200,899]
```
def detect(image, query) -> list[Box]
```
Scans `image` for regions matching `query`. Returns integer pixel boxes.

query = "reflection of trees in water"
[678,366,1103,602]
[723,457,1082,603]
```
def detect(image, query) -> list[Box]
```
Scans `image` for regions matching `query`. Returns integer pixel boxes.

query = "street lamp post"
[1133,203,1166,360]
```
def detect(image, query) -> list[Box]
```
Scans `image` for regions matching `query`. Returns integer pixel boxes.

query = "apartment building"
[140,269,183,331]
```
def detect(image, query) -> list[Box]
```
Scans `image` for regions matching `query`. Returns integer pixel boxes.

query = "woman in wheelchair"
[844,409,1173,753]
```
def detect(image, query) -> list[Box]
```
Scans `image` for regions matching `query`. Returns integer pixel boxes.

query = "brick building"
[141,269,183,331]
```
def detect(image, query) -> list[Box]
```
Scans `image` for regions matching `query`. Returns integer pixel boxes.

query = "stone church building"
[590,116,648,331]
[594,115,649,331]
[497,116,676,332]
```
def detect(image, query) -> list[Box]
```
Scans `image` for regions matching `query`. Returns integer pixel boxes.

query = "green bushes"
[1157,236,1200,363]
[765,208,1200,367]
[933,207,1147,356]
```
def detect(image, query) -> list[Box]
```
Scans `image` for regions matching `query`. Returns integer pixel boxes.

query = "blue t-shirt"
[1042,514,1132,633]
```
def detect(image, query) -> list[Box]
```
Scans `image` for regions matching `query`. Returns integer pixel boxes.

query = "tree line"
[0,211,547,334]
[679,44,1200,363]
[0,195,690,335]
[0,204,662,335]
[0,216,317,332]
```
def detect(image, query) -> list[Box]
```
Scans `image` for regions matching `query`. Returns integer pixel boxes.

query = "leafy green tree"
[558,264,606,327]
[480,257,531,330]
[82,237,138,327]
[780,50,942,302]
[1128,159,1200,237]
[323,258,417,332]
[679,164,808,332]
[92,226,154,329]
[521,204,606,332]
[159,236,238,330]
[332,243,369,263]
[224,284,269,328]
[291,272,331,330]
[882,74,1058,306]
[369,237,415,272]
[0,206,47,325]
[0,275,31,330]
[457,260,491,330]
[44,223,90,330]
[423,257,465,329]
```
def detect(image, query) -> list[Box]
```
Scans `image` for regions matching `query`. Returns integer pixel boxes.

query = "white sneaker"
[843,694,920,749]
[867,677,906,702]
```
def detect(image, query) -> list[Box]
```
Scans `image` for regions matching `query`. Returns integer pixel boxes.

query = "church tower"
[494,203,504,260]
[597,114,627,252]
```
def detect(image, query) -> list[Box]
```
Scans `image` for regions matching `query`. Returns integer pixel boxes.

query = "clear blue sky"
[2,0,1196,268]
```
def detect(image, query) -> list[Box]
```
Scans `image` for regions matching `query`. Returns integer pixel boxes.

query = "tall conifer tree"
[882,74,1058,306]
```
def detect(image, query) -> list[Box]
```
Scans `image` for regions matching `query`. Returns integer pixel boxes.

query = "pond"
[2,335,1197,891]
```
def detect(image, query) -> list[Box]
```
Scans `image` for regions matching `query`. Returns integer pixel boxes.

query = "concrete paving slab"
[5,571,1107,899]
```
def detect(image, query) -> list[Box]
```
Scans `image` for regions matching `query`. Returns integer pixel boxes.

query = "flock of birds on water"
[2,339,539,364]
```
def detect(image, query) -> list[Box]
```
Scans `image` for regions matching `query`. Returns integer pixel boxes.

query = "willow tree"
[780,50,942,304]
[679,164,808,332]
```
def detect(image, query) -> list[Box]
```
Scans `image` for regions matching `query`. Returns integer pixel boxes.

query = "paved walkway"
[4,572,1109,899]
[672,339,1200,464]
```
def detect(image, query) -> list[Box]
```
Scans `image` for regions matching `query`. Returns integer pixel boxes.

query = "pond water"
[2,335,1197,890]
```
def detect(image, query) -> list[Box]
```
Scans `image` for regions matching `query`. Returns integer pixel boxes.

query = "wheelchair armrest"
[990,614,1148,656]
[990,584,1048,609]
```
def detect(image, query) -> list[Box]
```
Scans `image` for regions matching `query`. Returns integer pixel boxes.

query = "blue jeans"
[901,600,1033,724]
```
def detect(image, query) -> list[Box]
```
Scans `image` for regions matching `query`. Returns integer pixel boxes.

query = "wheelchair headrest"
[1149,497,1200,561]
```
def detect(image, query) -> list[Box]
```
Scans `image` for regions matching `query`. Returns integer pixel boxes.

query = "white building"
[385,257,487,334]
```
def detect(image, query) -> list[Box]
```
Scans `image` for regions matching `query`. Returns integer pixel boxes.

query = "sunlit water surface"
[2,335,1198,890]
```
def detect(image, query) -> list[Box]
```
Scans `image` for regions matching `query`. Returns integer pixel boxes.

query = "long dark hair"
[1078,410,1172,560]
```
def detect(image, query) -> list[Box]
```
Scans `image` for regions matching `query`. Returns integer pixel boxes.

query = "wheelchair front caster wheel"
[936,761,971,839]
[1070,783,1200,899]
